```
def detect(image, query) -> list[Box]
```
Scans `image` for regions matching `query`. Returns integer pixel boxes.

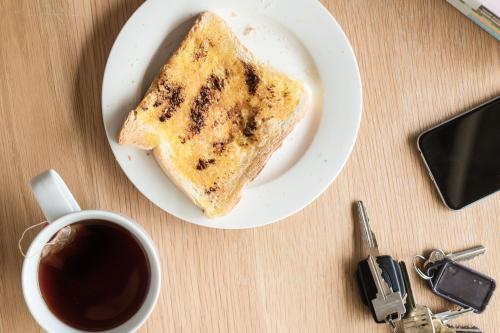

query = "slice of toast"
[119,12,310,217]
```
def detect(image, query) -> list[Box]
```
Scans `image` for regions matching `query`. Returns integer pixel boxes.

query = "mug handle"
[30,169,81,222]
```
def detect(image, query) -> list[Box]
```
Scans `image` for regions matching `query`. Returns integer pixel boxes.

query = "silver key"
[432,320,454,333]
[451,327,482,333]
[356,202,406,323]
[424,246,486,267]
[400,262,435,333]
[356,201,379,256]
[432,307,474,324]
[433,321,482,333]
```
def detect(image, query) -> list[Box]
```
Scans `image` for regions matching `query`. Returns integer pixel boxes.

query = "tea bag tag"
[40,225,75,259]
[18,222,80,260]
[18,221,49,257]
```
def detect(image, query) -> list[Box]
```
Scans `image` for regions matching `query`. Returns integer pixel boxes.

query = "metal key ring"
[386,317,397,332]
[413,255,433,280]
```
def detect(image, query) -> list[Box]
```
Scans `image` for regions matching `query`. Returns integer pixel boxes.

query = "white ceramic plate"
[102,0,362,229]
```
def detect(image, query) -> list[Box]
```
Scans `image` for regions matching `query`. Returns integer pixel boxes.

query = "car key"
[424,246,485,269]
[433,323,482,333]
[451,327,482,333]
[355,201,406,328]
[399,261,435,333]
[425,260,496,313]
[432,307,474,324]
[431,308,476,333]
[432,321,482,333]
[414,246,487,281]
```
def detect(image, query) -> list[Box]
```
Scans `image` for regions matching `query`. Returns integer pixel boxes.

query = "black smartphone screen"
[418,96,500,209]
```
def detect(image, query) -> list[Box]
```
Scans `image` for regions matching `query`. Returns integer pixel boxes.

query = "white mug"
[22,170,161,333]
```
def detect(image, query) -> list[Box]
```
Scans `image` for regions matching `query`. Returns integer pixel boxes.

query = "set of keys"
[400,260,479,333]
[354,201,495,332]
[413,246,496,313]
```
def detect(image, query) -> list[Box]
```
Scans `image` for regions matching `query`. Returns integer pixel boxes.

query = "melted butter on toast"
[120,12,305,215]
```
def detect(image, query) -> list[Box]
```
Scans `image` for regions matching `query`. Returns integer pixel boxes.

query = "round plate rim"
[102,0,362,229]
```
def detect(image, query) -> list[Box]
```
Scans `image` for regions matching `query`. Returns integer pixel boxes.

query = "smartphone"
[417,96,500,210]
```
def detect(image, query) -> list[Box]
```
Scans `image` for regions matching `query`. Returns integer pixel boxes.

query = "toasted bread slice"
[119,12,310,217]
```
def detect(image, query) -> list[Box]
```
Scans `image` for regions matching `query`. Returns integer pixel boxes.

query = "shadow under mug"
[22,170,161,333]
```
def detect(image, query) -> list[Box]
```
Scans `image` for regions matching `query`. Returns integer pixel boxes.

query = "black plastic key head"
[356,255,407,323]
[426,260,496,313]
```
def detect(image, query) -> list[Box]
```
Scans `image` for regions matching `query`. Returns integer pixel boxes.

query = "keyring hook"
[413,255,433,281]
[386,317,397,332]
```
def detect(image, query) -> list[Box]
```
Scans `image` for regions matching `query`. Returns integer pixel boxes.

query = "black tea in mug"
[38,219,151,331]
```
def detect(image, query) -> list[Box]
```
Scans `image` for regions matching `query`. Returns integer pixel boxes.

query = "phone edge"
[415,95,500,211]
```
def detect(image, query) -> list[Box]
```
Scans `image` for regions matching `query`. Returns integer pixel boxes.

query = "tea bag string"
[18,221,55,258]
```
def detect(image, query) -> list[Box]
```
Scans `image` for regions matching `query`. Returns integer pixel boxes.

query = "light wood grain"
[0,0,499,332]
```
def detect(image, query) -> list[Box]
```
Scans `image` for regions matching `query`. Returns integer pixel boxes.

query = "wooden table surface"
[1,0,499,332]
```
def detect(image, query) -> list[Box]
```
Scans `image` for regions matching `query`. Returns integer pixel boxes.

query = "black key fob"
[426,259,496,313]
[356,255,406,323]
